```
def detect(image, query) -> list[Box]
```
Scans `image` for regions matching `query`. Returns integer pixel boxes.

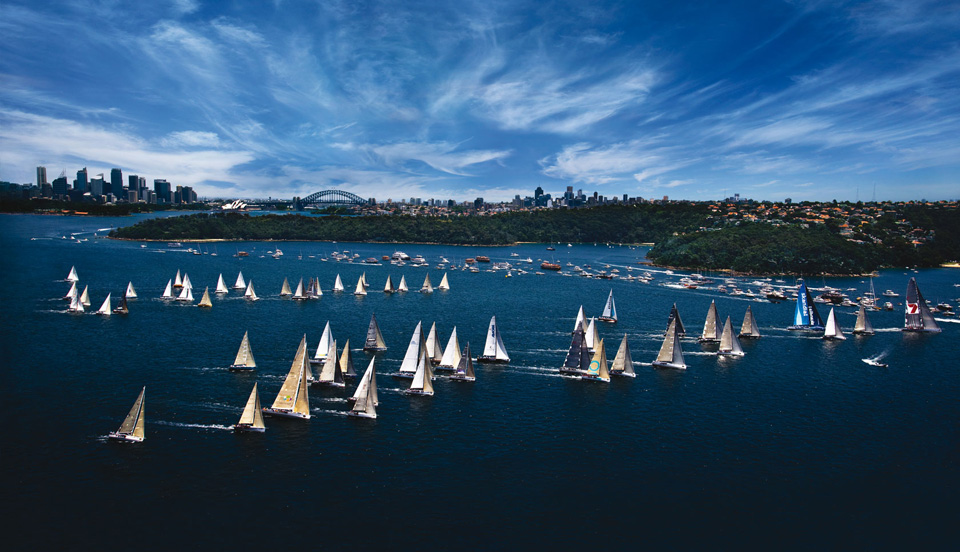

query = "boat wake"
[317,397,349,403]
[934,318,960,324]
[312,408,349,417]
[155,420,233,431]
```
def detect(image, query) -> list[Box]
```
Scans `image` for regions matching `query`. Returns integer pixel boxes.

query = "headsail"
[438,327,461,370]
[718,316,745,356]
[364,313,388,351]
[198,287,213,308]
[231,331,256,369]
[125,282,137,299]
[585,317,599,352]
[903,277,941,332]
[699,300,721,343]
[317,340,344,386]
[573,305,587,334]
[653,319,686,370]
[739,306,761,338]
[216,274,228,293]
[823,307,846,340]
[610,335,634,377]
[96,293,112,315]
[438,273,450,291]
[598,290,617,322]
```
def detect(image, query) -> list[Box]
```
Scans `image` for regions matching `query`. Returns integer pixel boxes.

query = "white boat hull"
[262,408,310,419]
[312,381,345,388]
[610,371,636,378]
[229,365,256,372]
[347,411,377,419]
[652,361,686,370]
[449,375,475,382]
[404,389,434,396]
[107,432,143,443]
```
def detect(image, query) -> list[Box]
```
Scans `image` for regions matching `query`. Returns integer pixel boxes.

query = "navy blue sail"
[787,279,824,331]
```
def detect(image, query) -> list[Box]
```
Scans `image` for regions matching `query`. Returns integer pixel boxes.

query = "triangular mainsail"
[314,322,333,363]
[583,338,610,382]
[349,359,378,418]
[235,383,266,432]
[788,279,824,330]
[216,274,228,294]
[561,327,591,376]
[667,303,686,337]
[339,339,357,378]
[437,327,461,370]
[653,319,686,369]
[398,275,408,292]
[125,282,137,299]
[823,307,846,340]
[853,305,875,335]
[198,287,213,308]
[280,277,292,296]
[739,306,761,338]
[354,276,367,296]
[451,343,476,381]
[364,313,388,351]
[903,277,941,333]
[384,275,395,293]
[699,300,721,343]
[425,322,442,364]
[718,316,745,356]
[293,278,306,300]
[573,305,587,334]
[109,387,145,442]
[244,280,258,301]
[174,270,183,288]
[230,331,256,370]
[478,315,510,363]
[598,289,617,322]
[421,273,433,293]
[265,335,311,419]
[96,293,112,316]
[333,274,344,292]
[233,271,246,289]
[397,321,424,376]
[438,273,450,291]
[610,335,635,377]
[162,279,174,298]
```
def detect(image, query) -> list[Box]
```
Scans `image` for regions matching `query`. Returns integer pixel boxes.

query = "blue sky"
[1,0,958,201]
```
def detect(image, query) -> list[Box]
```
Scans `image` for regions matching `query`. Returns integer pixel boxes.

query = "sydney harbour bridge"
[293,189,368,210]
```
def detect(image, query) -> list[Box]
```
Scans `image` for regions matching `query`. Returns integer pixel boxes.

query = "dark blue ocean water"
[2,213,958,550]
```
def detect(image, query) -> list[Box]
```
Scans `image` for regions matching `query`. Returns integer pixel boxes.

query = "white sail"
[350,359,378,418]
[280,277,292,296]
[421,273,433,293]
[313,276,323,297]
[653,319,686,369]
[364,313,387,351]
[739,306,761,338]
[198,287,213,308]
[177,283,193,302]
[80,285,91,306]
[339,339,357,378]
[438,272,450,290]
[408,355,435,395]
[216,274,229,293]
[480,315,510,362]
[267,336,311,418]
[110,386,145,442]
[233,271,246,289]
[174,270,183,288]
[236,383,266,430]
[162,279,173,298]
[66,266,79,282]
[718,316,745,356]
[610,334,634,377]
[182,273,193,291]
[584,317,598,352]
[292,278,306,300]
[96,293,112,315]
[384,275,395,293]
[125,282,137,299]
[599,290,617,322]
[823,307,846,340]
[232,331,256,368]
[452,344,476,381]
[573,305,586,334]
[244,280,258,301]
[354,276,367,295]
[398,275,408,292]
[333,274,344,292]
[399,321,424,375]
[700,300,720,342]
[317,340,343,385]
[438,327,461,369]
[854,305,875,335]
[425,322,442,364]
[64,281,77,299]
[314,321,333,362]
[69,293,84,313]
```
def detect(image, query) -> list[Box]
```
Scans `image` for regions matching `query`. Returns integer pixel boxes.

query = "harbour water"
[3,213,958,549]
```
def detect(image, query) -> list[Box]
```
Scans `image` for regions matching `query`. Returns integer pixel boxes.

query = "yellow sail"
[198,287,213,308]
[232,331,256,368]
[270,336,308,412]
[116,387,146,440]
[238,383,265,428]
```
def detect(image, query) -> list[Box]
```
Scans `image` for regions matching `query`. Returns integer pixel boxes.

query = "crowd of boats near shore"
[82,257,947,442]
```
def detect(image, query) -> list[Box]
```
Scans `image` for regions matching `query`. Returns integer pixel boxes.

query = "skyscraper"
[110,168,123,196]
[154,179,171,203]
[36,166,47,187]
[76,168,88,191]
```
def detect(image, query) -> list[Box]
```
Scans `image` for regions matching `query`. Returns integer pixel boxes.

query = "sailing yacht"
[292,278,307,301]
[425,322,443,365]
[436,327,461,371]
[312,322,334,365]
[64,281,78,300]
[653,319,686,369]
[384,275,395,294]
[339,339,357,378]
[181,273,193,291]
[280,277,292,296]
[395,321,425,378]
[176,283,194,303]
[822,307,846,340]
[174,270,183,289]
[788,279,825,331]
[739,306,761,338]
[584,317,600,352]
[316,340,345,387]
[581,338,610,382]
[477,315,510,363]
[230,331,257,372]
[108,387,145,443]
[573,305,587,334]
[354,276,367,296]
[437,272,450,291]
[853,305,875,335]
[449,343,476,382]
[333,274,345,292]
[263,336,311,419]
[699,300,721,343]
[361,272,369,288]
[348,359,378,419]
[561,327,590,377]
[68,293,84,313]
[610,335,635,377]
[161,279,174,299]
[421,273,433,293]
[903,277,941,333]
[667,303,686,337]
[405,355,435,396]
[198,287,213,308]
[363,313,388,351]
[215,274,229,294]
[717,316,745,356]
[66,266,79,282]
[244,280,259,301]
[397,275,409,292]
[95,293,112,316]
[233,271,246,290]
[598,290,617,323]
[234,383,266,433]
[80,285,91,306]
[112,296,129,314]
[125,282,137,299]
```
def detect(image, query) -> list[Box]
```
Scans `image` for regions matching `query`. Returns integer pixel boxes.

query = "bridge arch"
[297,189,366,209]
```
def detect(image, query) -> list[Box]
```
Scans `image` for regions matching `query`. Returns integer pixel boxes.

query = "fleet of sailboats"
[108,387,145,443]
[234,383,266,433]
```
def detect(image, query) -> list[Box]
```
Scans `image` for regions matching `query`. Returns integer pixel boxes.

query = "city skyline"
[1,1,958,202]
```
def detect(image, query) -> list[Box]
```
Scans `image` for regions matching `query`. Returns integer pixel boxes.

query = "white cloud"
[160,131,221,148]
